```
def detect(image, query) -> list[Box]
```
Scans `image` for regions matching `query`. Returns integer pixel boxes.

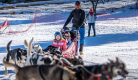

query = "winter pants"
[88,23,95,33]
[72,27,85,44]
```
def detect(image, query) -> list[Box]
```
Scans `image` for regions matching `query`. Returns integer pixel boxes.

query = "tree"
[87,0,109,14]
[136,0,138,10]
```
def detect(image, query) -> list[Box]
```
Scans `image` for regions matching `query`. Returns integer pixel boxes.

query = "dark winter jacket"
[63,9,85,29]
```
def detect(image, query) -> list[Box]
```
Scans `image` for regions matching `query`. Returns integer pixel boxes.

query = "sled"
[62,30,79,58]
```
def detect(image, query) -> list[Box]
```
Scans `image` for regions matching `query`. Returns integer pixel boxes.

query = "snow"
[0,0,138,79]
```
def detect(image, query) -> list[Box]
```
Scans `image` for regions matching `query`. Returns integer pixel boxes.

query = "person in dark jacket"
[63,1,85,55]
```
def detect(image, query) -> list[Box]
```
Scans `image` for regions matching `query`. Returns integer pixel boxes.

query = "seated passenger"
[63,32,72,48]
[52,32,67,51]
[61,27,70,35]
[64,27,76,39]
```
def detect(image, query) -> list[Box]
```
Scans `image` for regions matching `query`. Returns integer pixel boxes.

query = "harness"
[101,70,111,80]
[39,65,45,80]
[101,63,112,80]
[30,54,39,65]
[88,70,111,80]
[88,64,112,80]
[39,65,64,80]
[88,75,100,80]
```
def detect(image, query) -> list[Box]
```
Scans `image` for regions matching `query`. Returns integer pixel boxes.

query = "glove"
[61,29,64,34]
[95,16,97,20]
[63,26,66,29]
[61,28,64,32]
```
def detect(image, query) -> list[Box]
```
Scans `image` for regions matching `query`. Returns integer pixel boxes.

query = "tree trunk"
[136,0,138,10]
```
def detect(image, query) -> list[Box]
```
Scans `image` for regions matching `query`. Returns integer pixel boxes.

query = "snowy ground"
[0,0,138,80]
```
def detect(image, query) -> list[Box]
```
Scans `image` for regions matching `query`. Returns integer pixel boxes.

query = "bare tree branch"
[87,0,110,15]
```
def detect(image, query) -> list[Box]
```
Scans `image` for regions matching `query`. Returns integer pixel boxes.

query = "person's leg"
[92,23,96,37]
[88,23,91,37]
[79,28,85,44]
[71,27,78,38]
[79,28,85,54]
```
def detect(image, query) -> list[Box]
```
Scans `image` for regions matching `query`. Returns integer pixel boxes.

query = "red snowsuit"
[52,40,67,51]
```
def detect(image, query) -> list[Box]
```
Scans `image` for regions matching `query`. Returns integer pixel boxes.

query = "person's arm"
[67,40,71,45]
[63,11,73,28]
[62,41,67,51]
[86,13,89,19]
[79,10,85,27]
[94,13,97,20]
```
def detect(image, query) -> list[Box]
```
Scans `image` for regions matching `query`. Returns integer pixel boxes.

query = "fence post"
[103,9,104,21]
[135,7,137,27]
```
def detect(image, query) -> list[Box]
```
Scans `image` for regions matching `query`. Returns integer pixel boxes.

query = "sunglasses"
[65,31,70,33]
[64,36,69,37]
[76,5,80,7]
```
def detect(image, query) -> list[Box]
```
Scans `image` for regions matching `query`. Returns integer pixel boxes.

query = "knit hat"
[90,8,93,11]
[54,32,62,37]
[64,27,69,30]
[75,1,80,5]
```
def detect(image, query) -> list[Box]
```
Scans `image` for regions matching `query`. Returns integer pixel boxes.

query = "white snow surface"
[0,0,138,80]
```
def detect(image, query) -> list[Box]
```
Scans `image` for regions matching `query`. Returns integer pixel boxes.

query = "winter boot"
[79,44,84,55]
[88,32,90,37]
[93,32,96,37]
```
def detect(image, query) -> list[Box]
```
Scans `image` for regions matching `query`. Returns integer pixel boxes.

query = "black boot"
[88,32,90,37]
[79,44,84,55]
[93,32,96,37]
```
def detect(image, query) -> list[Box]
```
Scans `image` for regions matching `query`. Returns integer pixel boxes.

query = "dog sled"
[62,30,79,58]
[43,30,79,58]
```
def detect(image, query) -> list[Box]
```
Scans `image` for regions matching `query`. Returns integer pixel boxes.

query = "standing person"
[63,1,85,55]
[86,8,96,37]
[52,32,67,51]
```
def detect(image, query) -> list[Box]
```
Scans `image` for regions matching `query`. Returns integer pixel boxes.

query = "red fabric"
[89,11,94,15]
[88,75,100,80]
[2,19,7,26]
[0,25,2,29]
[0,19,7,29]
[52,40,67,51]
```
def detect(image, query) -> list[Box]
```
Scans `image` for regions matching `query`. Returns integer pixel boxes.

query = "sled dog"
[3,57,82,80]
[84,58,128,80]
[5,40,27,75]
[24,37,54,66]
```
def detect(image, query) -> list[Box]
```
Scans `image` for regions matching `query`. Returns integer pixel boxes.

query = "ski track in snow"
[0,0,138,80]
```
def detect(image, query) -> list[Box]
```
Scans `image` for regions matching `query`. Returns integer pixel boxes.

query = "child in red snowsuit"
[52,32,67,51]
